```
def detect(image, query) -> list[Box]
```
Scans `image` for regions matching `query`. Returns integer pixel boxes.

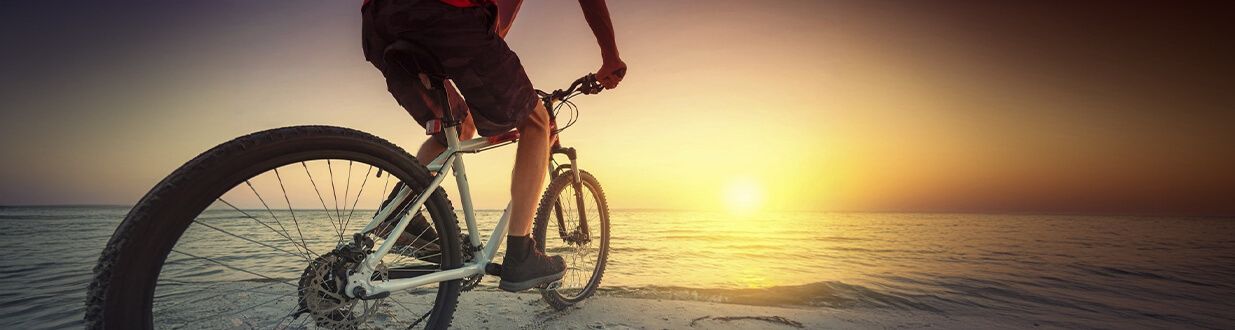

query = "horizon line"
[1,204,1233,218]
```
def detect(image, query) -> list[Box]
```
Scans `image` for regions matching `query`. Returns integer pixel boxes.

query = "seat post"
[384,40,461,145]
[421,74,461,149]
[436,87,463,149]
[428,77,459,127]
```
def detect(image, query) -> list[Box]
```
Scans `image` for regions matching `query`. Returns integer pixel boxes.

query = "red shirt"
[440,0,494,7]
[364,0,493,7]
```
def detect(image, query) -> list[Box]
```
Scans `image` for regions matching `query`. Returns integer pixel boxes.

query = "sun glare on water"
[723,178,765,215]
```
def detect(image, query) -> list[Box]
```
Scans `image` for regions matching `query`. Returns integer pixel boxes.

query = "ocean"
[1,206,1233,329]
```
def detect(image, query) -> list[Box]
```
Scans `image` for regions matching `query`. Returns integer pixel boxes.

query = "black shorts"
[361,0,537,139]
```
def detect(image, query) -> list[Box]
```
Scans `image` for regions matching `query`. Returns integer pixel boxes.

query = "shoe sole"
[497,269,566,292]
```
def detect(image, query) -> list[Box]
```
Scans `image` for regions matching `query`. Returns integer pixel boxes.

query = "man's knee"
[517,102,551,135]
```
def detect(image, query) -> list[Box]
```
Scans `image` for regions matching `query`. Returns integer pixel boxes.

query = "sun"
[723,177,764,215]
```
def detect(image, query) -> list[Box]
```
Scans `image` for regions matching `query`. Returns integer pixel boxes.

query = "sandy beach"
[153,285,1026,329]
[445,292,1016,330]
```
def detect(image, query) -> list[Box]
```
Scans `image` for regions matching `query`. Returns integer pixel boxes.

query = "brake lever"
[579,74,603,95]
[542,73,604,104]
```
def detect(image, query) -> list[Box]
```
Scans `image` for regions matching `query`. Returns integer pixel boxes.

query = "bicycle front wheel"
[86,126,462,329]
[533,168,611,310]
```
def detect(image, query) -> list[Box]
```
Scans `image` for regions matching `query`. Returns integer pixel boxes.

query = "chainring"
[461,273,482,292]
[459,234,483,291]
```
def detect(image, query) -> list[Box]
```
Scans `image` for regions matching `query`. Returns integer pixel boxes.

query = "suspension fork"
[550,145,590,242]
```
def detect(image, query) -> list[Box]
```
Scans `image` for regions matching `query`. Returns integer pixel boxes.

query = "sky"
[1,1,1233,215]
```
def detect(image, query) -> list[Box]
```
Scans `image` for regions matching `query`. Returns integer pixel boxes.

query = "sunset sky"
[2,1,1233,215]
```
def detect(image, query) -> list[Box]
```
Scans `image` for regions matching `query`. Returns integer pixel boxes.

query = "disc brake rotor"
[297,252,386,329]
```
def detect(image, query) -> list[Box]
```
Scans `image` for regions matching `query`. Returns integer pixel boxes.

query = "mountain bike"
[86,53,613,328]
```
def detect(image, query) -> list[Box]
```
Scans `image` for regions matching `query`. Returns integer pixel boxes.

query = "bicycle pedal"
[485,263,503,276]
[540,280,562,290]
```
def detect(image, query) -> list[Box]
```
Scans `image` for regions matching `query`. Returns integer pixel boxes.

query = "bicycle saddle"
[383,40,449,91]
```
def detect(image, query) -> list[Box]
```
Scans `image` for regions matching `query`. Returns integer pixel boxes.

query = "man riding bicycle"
[360,0,626,291]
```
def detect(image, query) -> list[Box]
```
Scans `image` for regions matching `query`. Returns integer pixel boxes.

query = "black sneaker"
[498,235,566,292]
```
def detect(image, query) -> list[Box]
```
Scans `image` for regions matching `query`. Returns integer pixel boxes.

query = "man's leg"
[498,100,566,292]
[508,100,551,235]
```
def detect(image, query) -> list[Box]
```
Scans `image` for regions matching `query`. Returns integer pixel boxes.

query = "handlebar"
[537,69,625,135]
[537,68,626,104]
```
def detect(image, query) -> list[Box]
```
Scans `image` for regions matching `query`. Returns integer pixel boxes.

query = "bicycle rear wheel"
[532,168,611,310]
[86,126,462,329]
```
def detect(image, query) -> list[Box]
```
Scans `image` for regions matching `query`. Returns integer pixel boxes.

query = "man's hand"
[597,58,627,89]
[579,0,624,89]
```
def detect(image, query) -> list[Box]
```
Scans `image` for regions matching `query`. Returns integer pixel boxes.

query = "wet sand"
[165,287,1021,329]
[447,292,1021,329]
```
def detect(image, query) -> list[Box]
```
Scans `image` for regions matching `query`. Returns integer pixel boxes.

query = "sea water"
[1,206,1233,329]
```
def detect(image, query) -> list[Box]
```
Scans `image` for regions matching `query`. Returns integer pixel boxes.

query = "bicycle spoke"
[342,165,374,233]
[159,252,319,313]
[570,258,580,289]
[292,312,312,329]
[328,159,343,228]
[389,235,442,267]
[164,279,291,298]
[181,289,298,325]
[158,281,293,314]
[388,220,439,266]
[244,180,306,258]
[408,252,441,261]
[218,198,317,259]
[169,249,297,288]
[192,219,309,262]
[388,245,431,268]
[381,174,392,205]
[301,162,343,242]
[271,303,304,330]
[545,179,606,298]
[342,161,353,233]
[386,298,419,324]
[275,168,316,258]
[149,156,466,329]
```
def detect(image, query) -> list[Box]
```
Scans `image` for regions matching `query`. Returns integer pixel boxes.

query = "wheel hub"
[562,229,591,245]
[296,238,385,329]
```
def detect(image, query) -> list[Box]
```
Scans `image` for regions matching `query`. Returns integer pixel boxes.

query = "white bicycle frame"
[343,124,524,299]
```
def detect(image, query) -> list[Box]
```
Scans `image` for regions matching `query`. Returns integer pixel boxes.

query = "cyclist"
[360,0,626,291]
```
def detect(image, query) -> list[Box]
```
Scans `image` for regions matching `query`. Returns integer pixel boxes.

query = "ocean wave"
[1070,264,1221,288]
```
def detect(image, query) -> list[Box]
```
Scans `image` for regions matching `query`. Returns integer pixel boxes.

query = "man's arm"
[578,0,626,89]
[495,0,523,38]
